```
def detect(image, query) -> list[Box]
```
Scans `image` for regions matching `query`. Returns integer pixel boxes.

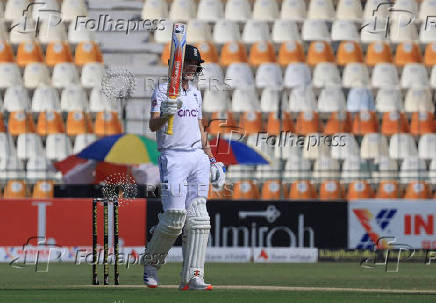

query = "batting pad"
[181,197,211,283]
[145,209,187,267]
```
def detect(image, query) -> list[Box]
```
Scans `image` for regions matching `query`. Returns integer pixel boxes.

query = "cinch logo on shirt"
[178,109,198,117]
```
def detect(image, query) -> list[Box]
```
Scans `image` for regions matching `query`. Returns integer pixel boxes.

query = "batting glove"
[160,97,183,118]
[209,158,226,190]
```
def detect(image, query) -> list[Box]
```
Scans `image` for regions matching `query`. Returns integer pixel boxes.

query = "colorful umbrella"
[78,134,159,165]
[209,137,270,166]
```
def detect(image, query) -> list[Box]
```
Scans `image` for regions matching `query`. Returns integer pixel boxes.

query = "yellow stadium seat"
[239,111,263,135]
[295,111,320,135]
[66,111,93,136]
[75,41,103,66]
[404,181,432,199]
[261,180,284,200]
[266,112,293,135]
[410,112,435,135]
[336,41,363,66]
[289,180,317,200]
[3,180,27,198]
[94,111,123,136]
[232,180,260,199]
[376,180,401,199]
[8,111,36,136]
[45,42,73,67]
[352,111,379,135]
[32,180,54,198]
[36,112,65,136]
[347,180,374,200]
[424,42,436,66]
[219,41,248,66]
[319,180,345,200]
[366,42,392,66]
[248,41,276,66]
[17,41,44,67]
[195,41,219,63]
[278,41,305,66]
[306,41,335,66]
[394,42,422,66]
[324,111,352,135]
[207,111,238,135]
[0,40,15,63]
[381,111,410,135]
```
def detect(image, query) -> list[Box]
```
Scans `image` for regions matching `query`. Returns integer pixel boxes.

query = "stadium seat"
[0,156,25,180]
[256,162,282,179]
[154,20,173,44]
[4,86,31,112]
[45,42,73,67]
[219,42,248,66]
[312,156,340,180]
[430,66,436,88]
[390,19,418,43]
[242,20,270,43]
[400,157,428,184]
[347,88,375,112]
[62,0,88,22]
[94,112,123,136]
[31,0,60,21]
[389,133,418,159]
[239,111,263,134]
[32,180,54,198]
[227,165,257,181]
[261,180,284,200]
[73,133,97,154]
[419,0,436,22]
[261,88,287,113]
[303,133,331,159]
[313,62,341,88]
[360,133,390,159]
[0,113,4,132]
[341,156,370,181]
[32,84,61,112]
[336,0,363,21]
[232,180,260,199]
[274,132,305,160]
[17,133,44,160]
[376,181,402,199]
[225,63,254,89]
[281,0,306,21]
[342,63,370,88]
[366,42,393,66]
[319,180,345,200]
[89,87,122,113]
[0,133,17,158]
[5,0,30,22]
[372,156,399,180]
[38,20,67,44]
[255,63,283,89]
[375,88,404,112]
[302,20,330,41]
[23,62,50,89]
[36,112,65,135]
[424,43,436,66]
[253,0,279,21]
[161,42,171,65]
[317,87,347,113]
[74,41,103,66]
[142,0,168,19]
[67,20,95,44]
[0,63,22,88]
[8,111,36,136]
[330,132,359,159]
[272,20,300,43]
[419,22,436,43]
[381,111,410,135]
[202,89,230,113]
[52,63,79,88]
[331,20,360,41]
[347,180,374,200]
[198,0,224,21]
[392,0,418,17]
[46,133,73,161]
[81,62,104,89]
[26,157,55,180]
[295,111,320,135]
[404,88,434,113]
[206,111,237,134]
[9,17,35,44]
[198,62,225,90]
[231,88,260,112]
[194,42,218,63]
[410,112,435,135]
[170,0,197,22]
[307,41,335,66]
[225,0,252,21]
[308,0,335,21]
[248,41,276,66]
[394,42,422,66]
[213,20,240,44]
[278,41,305,66]
[0,41,14,63]
[371,63,400,88]
[418,133,436,160]
[288,180,317,200]
[3,180,27,198]
[66,111,93,136]
[324,112,352,135]
[429,159,436,183]
[61,84,88,112]
[288,86,317,113]
[284,63,311,89]
[187,19,212,43]
[336,41,364,66]
[266,111,294,135]
[208,185,233,200]
[404,181,432,199]
[284,156,312,180]
[401,63,429,89]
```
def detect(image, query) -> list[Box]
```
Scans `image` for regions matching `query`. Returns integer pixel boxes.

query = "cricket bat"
[166,23,187,135]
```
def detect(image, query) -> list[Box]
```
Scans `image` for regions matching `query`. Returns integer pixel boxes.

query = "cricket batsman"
[143,45,226,290]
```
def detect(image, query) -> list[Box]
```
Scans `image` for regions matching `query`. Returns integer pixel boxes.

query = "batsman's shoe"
[179,277,213,291]
[143,265,159,288]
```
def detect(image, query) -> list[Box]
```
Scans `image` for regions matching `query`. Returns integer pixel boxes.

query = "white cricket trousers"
[158,149,210,211]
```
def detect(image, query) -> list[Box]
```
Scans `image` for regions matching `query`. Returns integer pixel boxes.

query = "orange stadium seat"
[410,112,435,135]
[376,180,402,199]
[195,41,219,63]
[266,112,294,135]
[207,111,238,135]
[94,111,123,136]
[8,111,36,136]
[306,41,335,66]
[278,41,305,66]
[75,41,103,66]
[36,112,65,136]
[347,180,374,200]
[424,42,436,66]
[295,111,320,135]
[161,42,171,65]
[32,180,54,198]
[232,180,260,199]
[261,180,284,200]
[219,41,248,66]
[0,40,15,63]
[319,180,345,200]
[45,41,73,66]
[3,180,27,198]
[66,111,93,136]
[208,184,233,200]
[336,41,363,66]
[352,111,379,135]
[404,181,432,199]
[16,41,44,67]
[394,42,422,66]
[0,113,5,132]
[248,41,276,66]
[239,111,263,135]
[381,111,410,135]
[324,111,352,134]
[289,180,317,200]
[366,42,392,66]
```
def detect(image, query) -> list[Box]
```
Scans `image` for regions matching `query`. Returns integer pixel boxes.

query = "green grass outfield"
[1,262,436,303]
